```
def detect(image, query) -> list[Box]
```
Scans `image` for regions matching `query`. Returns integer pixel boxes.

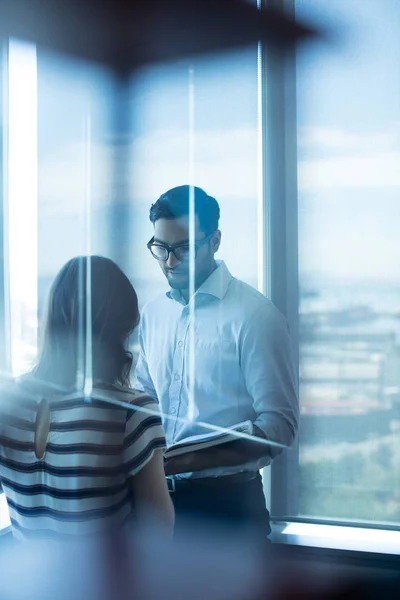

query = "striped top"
[0,376,166,541]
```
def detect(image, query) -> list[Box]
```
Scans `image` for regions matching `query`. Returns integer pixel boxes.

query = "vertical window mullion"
[0,41,11,376]
[260,0,300,519]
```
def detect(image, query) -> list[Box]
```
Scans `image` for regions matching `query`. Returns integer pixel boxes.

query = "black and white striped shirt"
[0,377,166,541]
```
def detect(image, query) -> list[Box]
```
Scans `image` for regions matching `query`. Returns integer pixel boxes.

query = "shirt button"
[174,373,180,380]
[178,341,183,347]
[171,407,177,414]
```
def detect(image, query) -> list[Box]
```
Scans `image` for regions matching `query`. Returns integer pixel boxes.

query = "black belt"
[166,471,258,493]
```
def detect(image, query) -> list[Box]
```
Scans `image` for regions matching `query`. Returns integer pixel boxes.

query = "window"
[2,39,261,383]
[127,47,261,310]
[295,0,400,525]
[0,35,264,526]
[4,41,117,376]
[2,0,399,553]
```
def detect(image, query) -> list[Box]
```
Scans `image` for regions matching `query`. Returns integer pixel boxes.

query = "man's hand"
[164,453,192,477]
[164,427,272,476]
[252,424,266,439]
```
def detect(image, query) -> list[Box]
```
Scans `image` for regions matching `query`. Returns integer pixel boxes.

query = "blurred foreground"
[0,518,398,600]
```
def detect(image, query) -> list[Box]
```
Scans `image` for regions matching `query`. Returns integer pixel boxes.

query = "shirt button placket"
[170,309,190,440]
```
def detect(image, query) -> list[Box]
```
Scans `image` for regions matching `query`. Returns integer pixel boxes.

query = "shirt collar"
[166,260,232,303]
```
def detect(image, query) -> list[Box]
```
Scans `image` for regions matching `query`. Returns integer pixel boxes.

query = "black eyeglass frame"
[147,234,212,262]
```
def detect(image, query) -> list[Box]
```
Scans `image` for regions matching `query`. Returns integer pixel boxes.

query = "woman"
[0,256,174,540]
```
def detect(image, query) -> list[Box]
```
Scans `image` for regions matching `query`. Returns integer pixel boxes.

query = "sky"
[34,46,260,288]
[296,0,400,282]
[7,0,400,297]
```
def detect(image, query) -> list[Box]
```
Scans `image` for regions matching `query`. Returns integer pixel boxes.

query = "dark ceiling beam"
[0,0,318,70]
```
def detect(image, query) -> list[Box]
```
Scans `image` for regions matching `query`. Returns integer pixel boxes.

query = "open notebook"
[164,420,254,459]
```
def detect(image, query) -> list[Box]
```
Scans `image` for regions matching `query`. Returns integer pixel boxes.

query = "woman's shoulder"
[91,384,160,426]
[0,377,52,438]
[93,383,157,409]
[0,374,41,410]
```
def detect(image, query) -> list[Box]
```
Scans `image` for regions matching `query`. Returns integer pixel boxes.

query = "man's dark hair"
[149,185,220,234]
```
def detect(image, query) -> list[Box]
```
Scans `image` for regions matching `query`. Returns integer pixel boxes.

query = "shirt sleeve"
[133,320,158,402]
[122,397,166,477]
[240,303,299,457]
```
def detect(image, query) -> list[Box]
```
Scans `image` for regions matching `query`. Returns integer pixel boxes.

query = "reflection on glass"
[297,0,400,524]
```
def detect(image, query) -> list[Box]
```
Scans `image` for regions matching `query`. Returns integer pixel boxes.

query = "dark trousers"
[169,473,271,540]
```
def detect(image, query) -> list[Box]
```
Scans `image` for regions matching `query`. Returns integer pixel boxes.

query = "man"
[135,185,298,538]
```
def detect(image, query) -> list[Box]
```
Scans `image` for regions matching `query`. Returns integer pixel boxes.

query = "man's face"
[152,216,219,290]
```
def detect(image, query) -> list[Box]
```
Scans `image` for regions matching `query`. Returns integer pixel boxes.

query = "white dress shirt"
[135,261,298,478]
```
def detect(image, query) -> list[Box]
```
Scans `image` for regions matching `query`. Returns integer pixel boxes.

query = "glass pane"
[37,52,116,311]
[127,48,270,445]
[128,49,260,312]
[296,0,400,524]
[1,3,298,541]
[6,41,116,377]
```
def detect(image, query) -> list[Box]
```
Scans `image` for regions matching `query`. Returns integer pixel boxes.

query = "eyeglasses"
[147,235,211,262]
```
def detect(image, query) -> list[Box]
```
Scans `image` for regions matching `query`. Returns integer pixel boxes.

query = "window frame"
[0,40,11,534]
[0,41,11,375]
[259,0,300,519]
